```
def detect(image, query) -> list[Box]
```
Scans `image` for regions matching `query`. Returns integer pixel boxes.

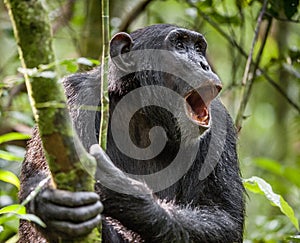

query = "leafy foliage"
[244,176,299,230]
[0,170,20,190]
[0,0,299,242]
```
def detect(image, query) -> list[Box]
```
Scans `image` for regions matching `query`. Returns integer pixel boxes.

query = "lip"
[184,84,221,128]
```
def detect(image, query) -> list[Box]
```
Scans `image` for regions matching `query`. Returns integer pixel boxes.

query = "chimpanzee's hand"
[33,188,103,240]
[90,144,152,197]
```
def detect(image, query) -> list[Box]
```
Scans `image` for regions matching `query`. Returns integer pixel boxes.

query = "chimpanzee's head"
[108,24,222,141]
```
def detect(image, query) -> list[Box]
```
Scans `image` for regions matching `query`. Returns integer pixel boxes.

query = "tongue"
[187,92,206,118]
[195,106,207,119]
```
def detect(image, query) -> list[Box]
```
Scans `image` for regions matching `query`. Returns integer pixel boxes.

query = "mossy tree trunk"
[4,0,100,242]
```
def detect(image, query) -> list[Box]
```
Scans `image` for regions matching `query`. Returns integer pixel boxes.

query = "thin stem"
[188,1,300,114]
[241,0,268,86]
[99,0,110,149]
[235,0,269,129]
[119,0,153,32]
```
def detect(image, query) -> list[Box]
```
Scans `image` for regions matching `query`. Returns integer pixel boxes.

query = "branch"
[99,0,110,150]
[235,0,269,129]
[52,0,76,34]
[4,0,100,241]
[189,2,300,114]
[265,12,300,23]
[241,0,268,86]
[118,0,153,32]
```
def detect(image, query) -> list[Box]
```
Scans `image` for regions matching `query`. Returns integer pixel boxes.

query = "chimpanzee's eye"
[195,39,207,54]
[176,41,184,49]
[195,43,203,53]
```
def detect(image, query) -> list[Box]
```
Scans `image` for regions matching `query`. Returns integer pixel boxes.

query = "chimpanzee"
[18,24,245,243]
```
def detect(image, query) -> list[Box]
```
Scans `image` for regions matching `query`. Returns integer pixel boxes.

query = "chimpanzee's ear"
[110,32,134,72]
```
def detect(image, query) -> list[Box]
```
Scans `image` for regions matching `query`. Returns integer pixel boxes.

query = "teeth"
[185,90,210,126]
[189,110,209,125]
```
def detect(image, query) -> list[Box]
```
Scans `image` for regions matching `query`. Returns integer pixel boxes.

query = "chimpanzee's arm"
[90,145,243,243]
[105,197,242,243]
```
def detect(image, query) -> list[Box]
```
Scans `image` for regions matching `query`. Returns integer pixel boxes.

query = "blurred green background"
[0,0,299,242]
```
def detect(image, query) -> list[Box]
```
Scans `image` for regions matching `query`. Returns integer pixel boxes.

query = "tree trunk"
[4,0,100,242]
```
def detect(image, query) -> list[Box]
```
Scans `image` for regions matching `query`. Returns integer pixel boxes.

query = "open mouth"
[184,84,222,128]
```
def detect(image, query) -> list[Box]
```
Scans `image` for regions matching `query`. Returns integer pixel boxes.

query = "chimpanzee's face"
[161,28,222,128]
[109,26,222,136]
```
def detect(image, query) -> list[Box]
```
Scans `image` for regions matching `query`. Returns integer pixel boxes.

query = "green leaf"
[0,150,23,162]
[5,234,19,243]
[0,170,20,190]
[18,214,46,228]
[254,157,300,188]
[282,167,300,188]
[197,0,213,8]
[243,176,299,231]
[211,11,241,25]
[0,204,46,227]
[60,59,78,73]
[88,59,100,66]
[254,157,282,175]
[0,204,25,215]
[0,214,15,225]
[0,132,31,144]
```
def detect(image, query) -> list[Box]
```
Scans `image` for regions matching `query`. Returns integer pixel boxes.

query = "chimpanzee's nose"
[208,73,222,95]
[215,83,222,93]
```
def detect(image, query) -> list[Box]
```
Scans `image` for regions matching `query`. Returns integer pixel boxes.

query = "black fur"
[19,24,245,243]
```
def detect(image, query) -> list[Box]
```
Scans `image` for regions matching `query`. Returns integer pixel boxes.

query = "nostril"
[215,84,222,93]
[200,61,209,71]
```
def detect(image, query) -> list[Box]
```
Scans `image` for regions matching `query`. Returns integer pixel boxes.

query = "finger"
[40,201,103,222]
[48,214,101,238]
[89,144,115,169]
[40,189,100,207]
[89,144,124,175]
